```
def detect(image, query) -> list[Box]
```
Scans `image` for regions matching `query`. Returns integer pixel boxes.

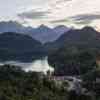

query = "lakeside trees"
[48,47,97,76]
[0,64,98,100]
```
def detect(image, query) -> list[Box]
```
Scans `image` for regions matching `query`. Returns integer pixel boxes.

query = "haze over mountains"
[0,21,70,43]
[0,21,100,50]
[1,21,100,62]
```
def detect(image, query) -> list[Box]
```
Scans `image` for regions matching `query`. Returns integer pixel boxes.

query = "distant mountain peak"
[0,21,71,43]
[54,25,68,29]
[38,24,51,30]
[0,21,23,27]
[82,26,96,32]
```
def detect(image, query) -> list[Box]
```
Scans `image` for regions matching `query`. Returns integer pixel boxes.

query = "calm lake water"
[0,57,54,74]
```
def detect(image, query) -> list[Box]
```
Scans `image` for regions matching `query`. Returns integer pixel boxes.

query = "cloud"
[50,19,69,23]
[55,0,72,4]
[15,0,100,27]
[18,10,50,19]
[50,13,100,26]
[69,13,100,25]
[74,20,92,25]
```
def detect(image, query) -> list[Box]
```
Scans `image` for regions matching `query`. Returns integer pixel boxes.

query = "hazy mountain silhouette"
[0,21,70,43]
[53,25,71,35]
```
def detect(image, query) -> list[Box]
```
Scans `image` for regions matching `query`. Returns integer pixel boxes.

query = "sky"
[0,0,100,28]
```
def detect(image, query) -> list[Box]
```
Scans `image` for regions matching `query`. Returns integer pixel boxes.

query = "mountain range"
[0,32,46,62]
[48,27,100,75]
[0,21,70,43]
[46,26,100,51]
[0,21,100,62]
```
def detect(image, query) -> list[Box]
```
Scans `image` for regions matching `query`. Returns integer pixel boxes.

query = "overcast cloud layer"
[0,0,100,27]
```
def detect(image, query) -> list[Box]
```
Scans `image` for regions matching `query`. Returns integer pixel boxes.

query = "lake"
[0,57,54,74]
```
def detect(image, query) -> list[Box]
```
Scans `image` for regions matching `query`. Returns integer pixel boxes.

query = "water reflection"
[0,57,54,74]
